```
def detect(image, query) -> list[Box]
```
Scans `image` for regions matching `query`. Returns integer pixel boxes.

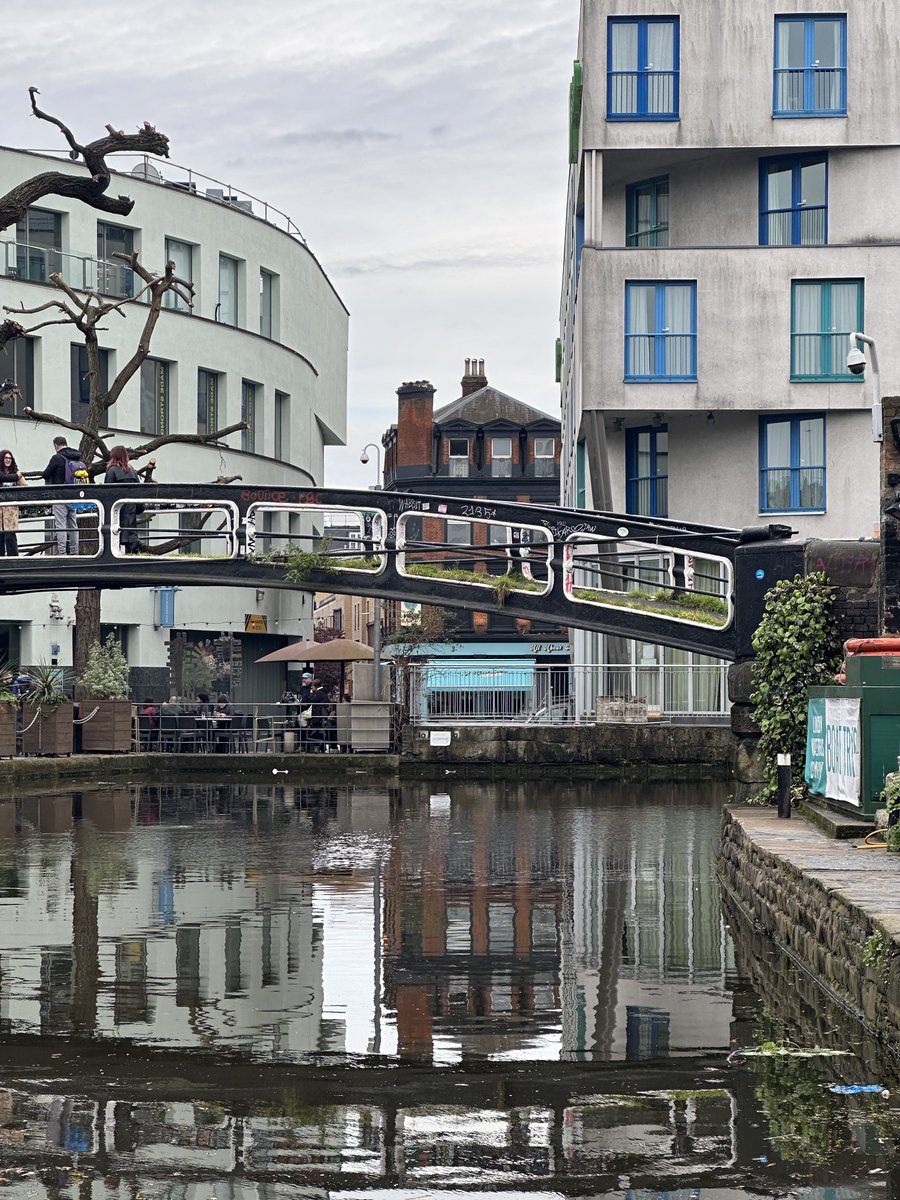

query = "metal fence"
[407,662,729,725]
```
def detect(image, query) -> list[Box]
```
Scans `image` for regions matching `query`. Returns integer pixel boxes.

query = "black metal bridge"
[0,483,799,660]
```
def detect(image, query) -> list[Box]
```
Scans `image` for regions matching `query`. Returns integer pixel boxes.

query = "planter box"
[22,703,73,756]
[0,703,15,758]
[80,701,134,753]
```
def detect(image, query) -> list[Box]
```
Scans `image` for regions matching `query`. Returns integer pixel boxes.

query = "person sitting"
[195,692,213,716]
[213,693,232,717]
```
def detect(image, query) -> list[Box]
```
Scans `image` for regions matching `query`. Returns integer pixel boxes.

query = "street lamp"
[847,332,882,443]
[360,443,383,695]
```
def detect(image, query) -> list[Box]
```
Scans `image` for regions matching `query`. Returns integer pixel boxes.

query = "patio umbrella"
[254,637,388,695]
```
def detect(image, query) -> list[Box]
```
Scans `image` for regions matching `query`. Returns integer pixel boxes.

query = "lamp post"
[360,443,383,695]
[848,332,882,443]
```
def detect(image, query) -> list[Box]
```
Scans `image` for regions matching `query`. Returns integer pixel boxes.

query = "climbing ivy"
[750,572,842,802]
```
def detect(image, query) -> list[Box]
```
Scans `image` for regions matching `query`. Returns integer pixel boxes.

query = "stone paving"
[727,806,900,941]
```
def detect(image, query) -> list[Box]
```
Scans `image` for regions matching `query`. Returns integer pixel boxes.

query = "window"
[491,437,512,478]
[260,270,278,339]
[0,338,34,417]
[140,359,169,435]
[625,282,696,381]
[760,155,827,246]
[96,224,134,297]
[608,18,679,120]
[241,380,256,452]
[626,426,668,516]
[70,345,110,422]
[760,414,825,512]
[791,279,863,380]
[449,438,469,477]
[197,369,218,437]
[774,16,846,117]
[164,238,192,312]
[535,437,555,477]
[274,391,290,460]
[446,520,471,546]
[218,255,239,326]
[626,177,669,247]
[15,208,62,282]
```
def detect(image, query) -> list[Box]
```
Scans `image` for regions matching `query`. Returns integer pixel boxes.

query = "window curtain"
[646,21,675,114]
[798,416,825,508]
[627,286,655,376]
[663,285,692,376]
[793,283,821,375]
[610,22,638,113]
[764,419,791,510]
[830,283,859,376]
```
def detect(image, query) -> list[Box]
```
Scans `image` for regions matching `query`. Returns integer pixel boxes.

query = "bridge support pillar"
[728,660,766,803]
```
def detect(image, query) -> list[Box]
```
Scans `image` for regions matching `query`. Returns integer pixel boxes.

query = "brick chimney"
[396,379,436,477]
[460,357,487,397]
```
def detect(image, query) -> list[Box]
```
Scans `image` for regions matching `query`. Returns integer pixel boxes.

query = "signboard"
[429,730,452,747]
[805,697,861,805]
[244,613,268,634]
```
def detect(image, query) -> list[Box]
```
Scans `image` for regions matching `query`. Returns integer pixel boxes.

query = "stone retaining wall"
[720,806,900,1055]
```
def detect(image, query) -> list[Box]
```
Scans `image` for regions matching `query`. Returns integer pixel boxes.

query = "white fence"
[407,662,730,725]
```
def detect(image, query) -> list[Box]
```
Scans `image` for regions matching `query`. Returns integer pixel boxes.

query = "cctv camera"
[359,452,369,464]
[847,346,867,376]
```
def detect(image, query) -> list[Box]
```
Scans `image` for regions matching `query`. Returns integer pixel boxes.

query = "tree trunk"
[74,588,101,687]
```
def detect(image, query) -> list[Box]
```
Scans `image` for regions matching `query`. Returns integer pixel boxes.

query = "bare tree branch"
[0,89,170,233]
[20,407,111,460]
[127,421,248,460]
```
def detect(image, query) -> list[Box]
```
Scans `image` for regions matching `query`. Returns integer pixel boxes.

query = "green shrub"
[750,572,842,802]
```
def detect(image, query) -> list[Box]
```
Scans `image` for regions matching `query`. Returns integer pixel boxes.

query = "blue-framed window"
[791,279,863,381]
[627,176,669,247]
[625,282,696,382]
[608,18,679,120]
[626,426,668,517]
[759,414,825,512]
[759,154,827,245]
[774,16,846,117]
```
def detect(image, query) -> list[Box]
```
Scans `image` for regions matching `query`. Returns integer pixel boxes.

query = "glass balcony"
[1,240,135,299]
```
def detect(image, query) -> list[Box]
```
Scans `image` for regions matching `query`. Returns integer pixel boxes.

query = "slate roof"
[434,385,557,428]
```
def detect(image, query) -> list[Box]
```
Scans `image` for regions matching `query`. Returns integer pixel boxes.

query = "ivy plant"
[750,572,842,802]
[882,773,900,852]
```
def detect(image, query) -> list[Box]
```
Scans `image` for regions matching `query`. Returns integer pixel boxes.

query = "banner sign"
[805,697,861,805]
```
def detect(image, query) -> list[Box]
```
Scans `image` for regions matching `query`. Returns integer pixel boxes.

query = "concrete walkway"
[725,806,900,943]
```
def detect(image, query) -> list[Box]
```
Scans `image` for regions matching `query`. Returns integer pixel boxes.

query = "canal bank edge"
[719,805,900,1055]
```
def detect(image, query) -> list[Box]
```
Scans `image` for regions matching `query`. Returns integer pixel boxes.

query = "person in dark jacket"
[104,445,142,553]
[0,449,27,556]
[41,436,83,555]
[309,679,330,753]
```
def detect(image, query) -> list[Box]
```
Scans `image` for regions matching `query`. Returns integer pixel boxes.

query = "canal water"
[0,777,896,1199]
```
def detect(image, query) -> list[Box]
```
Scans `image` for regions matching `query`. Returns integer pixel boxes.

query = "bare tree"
[0,92,246,677]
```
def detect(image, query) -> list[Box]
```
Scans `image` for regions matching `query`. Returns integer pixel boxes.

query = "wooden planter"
[0,703,16,758]
[22,703,73,756]
[80,701,134,753]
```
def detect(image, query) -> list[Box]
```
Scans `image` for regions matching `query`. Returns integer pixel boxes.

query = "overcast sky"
[3,0,576,487]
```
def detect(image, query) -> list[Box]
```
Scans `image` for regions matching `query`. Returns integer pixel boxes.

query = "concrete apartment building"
[560,1,900,672]
[0,147,348,698]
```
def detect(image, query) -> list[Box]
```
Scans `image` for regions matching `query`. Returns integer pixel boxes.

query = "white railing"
[407,662,730,725]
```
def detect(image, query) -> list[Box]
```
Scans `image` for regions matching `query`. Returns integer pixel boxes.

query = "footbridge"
[0,483,800,659]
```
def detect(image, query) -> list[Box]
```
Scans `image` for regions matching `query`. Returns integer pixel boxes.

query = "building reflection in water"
[0,779,731,1063]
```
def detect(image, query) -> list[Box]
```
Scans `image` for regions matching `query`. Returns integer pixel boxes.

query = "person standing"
[103,445,142,554]
[41,436,85,555]
[0,449,27,556]
[309,678,330,753]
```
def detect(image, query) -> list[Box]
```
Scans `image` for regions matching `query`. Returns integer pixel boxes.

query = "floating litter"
[272,768,288,775]
[829,1084,889,1096]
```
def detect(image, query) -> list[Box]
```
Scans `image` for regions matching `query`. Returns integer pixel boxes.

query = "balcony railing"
[2,239,134,299]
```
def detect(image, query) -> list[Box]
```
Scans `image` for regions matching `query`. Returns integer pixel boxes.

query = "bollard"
[777,753,791,818]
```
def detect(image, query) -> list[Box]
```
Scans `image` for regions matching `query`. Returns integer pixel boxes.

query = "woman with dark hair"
[0,449,27,556]
[104,445,142,554]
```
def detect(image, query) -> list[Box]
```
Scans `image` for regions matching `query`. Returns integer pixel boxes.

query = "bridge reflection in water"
[0,483,790,657]
[0,778,895,1197]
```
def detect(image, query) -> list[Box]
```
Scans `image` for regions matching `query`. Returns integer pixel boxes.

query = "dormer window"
[449,438,469,477]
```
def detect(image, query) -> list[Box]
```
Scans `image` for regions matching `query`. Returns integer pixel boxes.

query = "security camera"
[359,452,369,464]
[847,346,867,376]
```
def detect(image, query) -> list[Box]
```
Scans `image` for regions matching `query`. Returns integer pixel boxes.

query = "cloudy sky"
[3,0,577,486]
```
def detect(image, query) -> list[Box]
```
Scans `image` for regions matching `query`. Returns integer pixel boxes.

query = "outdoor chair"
[159,713,179,752]
[253,716,277,753]
[227,713,252,753]
[177,714,202,753]
[137,714,158,751]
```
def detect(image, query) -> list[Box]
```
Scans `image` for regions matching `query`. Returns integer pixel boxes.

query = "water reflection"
[0,778,895,1195]
[0,780,735,1064]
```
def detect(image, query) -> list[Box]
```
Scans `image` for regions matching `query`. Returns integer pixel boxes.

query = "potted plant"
[78,634,133,753]
[0,664,18,758]
[22,662,72,756]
